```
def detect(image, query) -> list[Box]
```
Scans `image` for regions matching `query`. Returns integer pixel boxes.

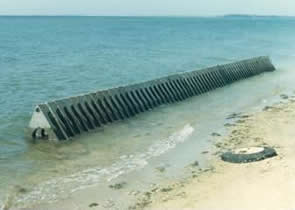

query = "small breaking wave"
[14,124,194,208]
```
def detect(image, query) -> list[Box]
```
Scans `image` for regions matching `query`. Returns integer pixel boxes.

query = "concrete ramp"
[28,56,275,141]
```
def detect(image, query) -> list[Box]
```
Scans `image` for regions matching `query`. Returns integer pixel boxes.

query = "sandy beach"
[129,94,295,210]
[5,94,295,210]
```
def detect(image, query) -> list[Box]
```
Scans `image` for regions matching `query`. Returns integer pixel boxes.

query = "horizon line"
[0,14,294,17]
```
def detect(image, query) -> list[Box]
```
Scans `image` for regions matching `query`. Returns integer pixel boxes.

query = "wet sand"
[136,95,295,210]
[4,94,295,210]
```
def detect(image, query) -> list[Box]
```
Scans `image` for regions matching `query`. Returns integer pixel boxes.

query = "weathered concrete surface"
[28,56,276,141]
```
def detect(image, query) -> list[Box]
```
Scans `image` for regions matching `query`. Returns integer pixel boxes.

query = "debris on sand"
[160,187,173,192]
[226,112,242,119]
[263,106,273,111]
[109,182,127,190]
[224,123,236,127]
[211,132,221,137]
[280,94,289,100]
[191,161,199,167]
[89,202,99,208]
[221,147,277,164]
[155,166,166,173]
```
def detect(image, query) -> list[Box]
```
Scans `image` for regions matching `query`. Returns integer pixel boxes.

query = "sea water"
[1,16,295,208]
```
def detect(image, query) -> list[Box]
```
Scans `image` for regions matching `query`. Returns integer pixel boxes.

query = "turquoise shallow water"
[1,16,295,208]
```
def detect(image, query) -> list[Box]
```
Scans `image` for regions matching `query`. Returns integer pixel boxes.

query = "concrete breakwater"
[28,56,276,141]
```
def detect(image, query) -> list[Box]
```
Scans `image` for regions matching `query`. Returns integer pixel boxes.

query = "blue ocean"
[1,16,295,208]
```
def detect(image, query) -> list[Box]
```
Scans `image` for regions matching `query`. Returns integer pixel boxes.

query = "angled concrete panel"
[28,56,276,141]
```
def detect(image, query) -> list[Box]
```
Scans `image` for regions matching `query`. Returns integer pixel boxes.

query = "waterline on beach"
[12,124,193,207]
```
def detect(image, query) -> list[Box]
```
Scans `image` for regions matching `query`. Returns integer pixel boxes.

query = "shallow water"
[1,16,295,208]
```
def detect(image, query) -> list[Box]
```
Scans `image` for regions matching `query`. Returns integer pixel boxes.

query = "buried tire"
[221,147,277,164]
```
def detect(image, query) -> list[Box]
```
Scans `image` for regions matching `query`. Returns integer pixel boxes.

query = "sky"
[0,0,295,16]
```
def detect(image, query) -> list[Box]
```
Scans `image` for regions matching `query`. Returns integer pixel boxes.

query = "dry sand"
[131,96,295,210]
